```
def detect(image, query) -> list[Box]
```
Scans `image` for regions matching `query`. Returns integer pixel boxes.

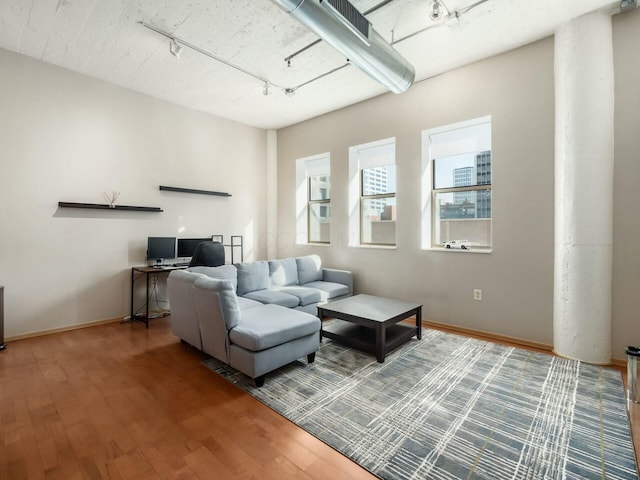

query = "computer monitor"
[177,238,212,258]
[146,237,176,265]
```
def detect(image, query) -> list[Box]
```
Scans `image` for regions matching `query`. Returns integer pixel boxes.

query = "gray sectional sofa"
[167,255,353,386]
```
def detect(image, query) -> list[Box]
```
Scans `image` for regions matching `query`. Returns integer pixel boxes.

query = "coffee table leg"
[317,308,324,342]
[416,307,422,340]
[376,324,386,363]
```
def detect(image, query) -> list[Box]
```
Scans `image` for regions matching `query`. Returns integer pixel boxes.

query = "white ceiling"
[0,0,621,129]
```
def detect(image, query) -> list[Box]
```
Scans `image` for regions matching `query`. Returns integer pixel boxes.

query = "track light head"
[169,39,183,58]
[263,82,270,96]
[429,0,443,21]
[284,88,296,97]
[429,1,441,20]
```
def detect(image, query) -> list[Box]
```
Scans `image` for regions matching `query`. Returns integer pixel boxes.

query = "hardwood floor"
[0,317,375,480]
[1,317,638,479]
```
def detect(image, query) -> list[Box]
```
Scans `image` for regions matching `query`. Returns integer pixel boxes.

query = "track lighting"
[141,0,490,98]
[169,39,183,58]
[141,22,290,97]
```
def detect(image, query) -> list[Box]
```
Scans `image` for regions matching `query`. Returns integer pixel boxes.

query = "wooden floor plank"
[1,316,637,480]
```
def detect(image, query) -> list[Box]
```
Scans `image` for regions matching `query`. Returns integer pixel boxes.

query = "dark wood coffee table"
[317,294,422,363]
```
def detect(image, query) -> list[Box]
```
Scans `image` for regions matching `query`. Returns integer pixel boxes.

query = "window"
[422,117,492,250]
[308,174,331,243]
[296,154,330,244]
[349,138,396,247]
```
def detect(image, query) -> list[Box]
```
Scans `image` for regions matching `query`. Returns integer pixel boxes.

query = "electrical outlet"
[474,289,482,301]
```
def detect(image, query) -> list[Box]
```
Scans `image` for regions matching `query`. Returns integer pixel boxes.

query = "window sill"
[350,244,397,250]
[423,247,492,254]
[297,242,331,247]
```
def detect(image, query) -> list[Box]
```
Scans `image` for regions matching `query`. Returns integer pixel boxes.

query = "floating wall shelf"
[159,185,231,197]
[58,202,163,212]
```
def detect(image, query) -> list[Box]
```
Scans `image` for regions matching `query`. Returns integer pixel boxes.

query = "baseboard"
[6,316,123,342]
[423,320,629,370]
[422,319,554,353]
[611,357,626,369]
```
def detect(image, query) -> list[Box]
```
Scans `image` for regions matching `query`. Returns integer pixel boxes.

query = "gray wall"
[276,10,640,360]
[0,47,268,338]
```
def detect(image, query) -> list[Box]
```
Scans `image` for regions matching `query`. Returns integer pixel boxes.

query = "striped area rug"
[203,328,638,479]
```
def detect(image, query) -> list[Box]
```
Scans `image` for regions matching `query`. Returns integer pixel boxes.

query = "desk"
[130,266,187,328]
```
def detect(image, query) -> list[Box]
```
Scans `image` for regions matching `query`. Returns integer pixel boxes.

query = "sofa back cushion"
[268,258,299,287]
[167,270,207,349]
[189,264,238,291]
[235,260,270,295]
[193,276,240,362]
[296,255,323,284]
[193,277,241,331]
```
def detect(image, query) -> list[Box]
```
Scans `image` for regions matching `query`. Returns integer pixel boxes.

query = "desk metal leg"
[145,272,150,328]
[131,267,178,328]
[130,268,135,320]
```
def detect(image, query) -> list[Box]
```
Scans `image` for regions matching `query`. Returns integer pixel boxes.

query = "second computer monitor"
[177,238,213,258]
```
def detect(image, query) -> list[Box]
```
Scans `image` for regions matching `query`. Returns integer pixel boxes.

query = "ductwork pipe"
[271,0,415,93]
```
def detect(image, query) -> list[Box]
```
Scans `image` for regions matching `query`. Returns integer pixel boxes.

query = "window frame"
[360,165,396,246]
[295,153,330,246]
[307,174,331,245]
[348,137,397,248]
[421,116,492,252]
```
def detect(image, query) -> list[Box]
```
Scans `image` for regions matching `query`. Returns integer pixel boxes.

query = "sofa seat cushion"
[242,289,300,308]
[302,281,350,300]
[236,261,269,295]
[273,286,322,306]
[229,305,320,351]
[237,296,263,310]
[269,258,299,287]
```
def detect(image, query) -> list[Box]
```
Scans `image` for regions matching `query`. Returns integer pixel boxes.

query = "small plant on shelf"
[102,191,120,208]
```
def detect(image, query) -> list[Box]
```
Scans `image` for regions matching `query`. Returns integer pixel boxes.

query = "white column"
[554,11,614,364]
[266,129,278,259]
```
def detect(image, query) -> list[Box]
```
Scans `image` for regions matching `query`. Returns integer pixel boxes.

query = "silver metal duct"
[270,0,415,93]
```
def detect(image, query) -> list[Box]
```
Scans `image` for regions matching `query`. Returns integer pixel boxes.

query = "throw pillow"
[296,255,323,285]
[269,258,299,287]
[235,261,270,295]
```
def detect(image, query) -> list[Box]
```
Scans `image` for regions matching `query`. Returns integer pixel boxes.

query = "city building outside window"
[296,153,330,244]
[348,138,396,247]
[422,117,492,250]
